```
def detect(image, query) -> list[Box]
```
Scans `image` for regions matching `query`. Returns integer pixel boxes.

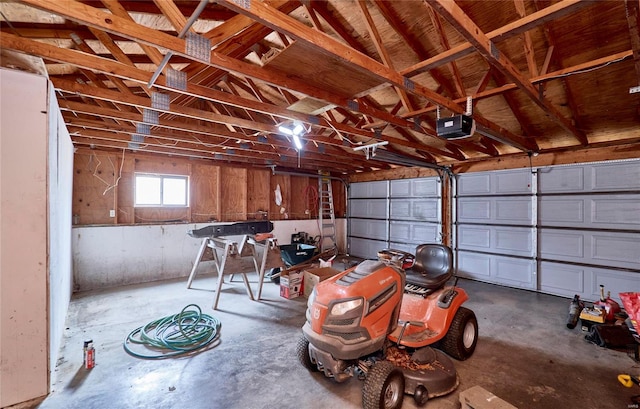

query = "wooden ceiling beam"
[214,0,532,154]
[372,0,460,99]
[427,0,587,146]
[514,0,540,78]
[3,33,430,154]
[19,0,439,144]
[100,0,165,67]
[64,110,378,171]
[404,50,634,119]
[402,0,592,77]
[356,0,413,112]
[214,0,467,114]
[310,1,369,55]
[625,0,640,83]
[425,5,466,98]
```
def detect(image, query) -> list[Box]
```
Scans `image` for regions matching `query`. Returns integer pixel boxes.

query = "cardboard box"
[303,267,341,297]
[280,270,304,299]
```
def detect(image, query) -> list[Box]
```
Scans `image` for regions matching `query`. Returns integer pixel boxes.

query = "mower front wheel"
[296,336,319,372]
[441,306,478,360]
[362,361,405,409]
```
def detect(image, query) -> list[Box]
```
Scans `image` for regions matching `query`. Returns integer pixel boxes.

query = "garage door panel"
[591,234,640,267]
[494,257,535,288]
[589,269,640,304]
[539,167,585,192]
[388,241,418,254]
[591,162,640,191]
[540,230,584,258]
[458,169,532,196]
[390,178,439,197]
[539,262,585,295]
[458,251,491,279]
[458,251,535,289]
[348,237,387,259]
[458,197,532,225]
[389,221,440,244]
[458,173,491,195]
[540,194,640,230]
[349,219,388,240]
[494,227,533,256]
[349,199,388,218]
[539,161,640,193]
[540,262,639,303]
[390,198,440,221]
[458,226,491,250]
[541,229,639,269]
[350,181,388,198]
[458,225,532,257]
[539,198,585,224]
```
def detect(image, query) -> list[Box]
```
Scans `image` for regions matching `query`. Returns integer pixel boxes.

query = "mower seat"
[405,244,453,291]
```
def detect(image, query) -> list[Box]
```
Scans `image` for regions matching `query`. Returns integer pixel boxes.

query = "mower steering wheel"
[377,249,415,269]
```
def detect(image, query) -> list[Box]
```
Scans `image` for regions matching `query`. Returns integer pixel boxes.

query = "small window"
[135,174,189,207]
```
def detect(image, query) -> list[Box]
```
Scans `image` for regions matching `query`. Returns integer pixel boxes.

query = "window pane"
[135,176,161,205]
[163,177,187,205]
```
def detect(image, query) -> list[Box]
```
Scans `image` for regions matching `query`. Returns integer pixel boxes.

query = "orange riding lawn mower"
[297,244,478,409]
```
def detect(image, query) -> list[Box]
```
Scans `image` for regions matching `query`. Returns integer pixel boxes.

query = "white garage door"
[456,169,536,290]
[348,178,442,259]
[455,160,640,303]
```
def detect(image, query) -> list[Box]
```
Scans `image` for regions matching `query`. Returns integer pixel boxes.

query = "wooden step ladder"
[318,176,337,252]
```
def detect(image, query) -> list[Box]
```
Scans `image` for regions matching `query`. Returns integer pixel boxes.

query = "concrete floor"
[39,264,638,409]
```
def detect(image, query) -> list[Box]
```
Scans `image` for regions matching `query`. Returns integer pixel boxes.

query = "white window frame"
[134,173,189,207]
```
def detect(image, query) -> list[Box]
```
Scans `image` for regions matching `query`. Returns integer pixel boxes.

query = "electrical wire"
[123,304,221,359]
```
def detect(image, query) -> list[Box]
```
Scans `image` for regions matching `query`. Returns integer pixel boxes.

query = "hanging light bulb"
[278,125,293,135]
[292,134,303,150]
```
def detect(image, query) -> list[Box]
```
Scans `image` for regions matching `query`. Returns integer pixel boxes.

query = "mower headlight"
[308,288,317,308]
[330,298,362,316]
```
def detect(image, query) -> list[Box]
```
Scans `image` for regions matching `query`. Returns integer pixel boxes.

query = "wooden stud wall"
[72,149,346,226]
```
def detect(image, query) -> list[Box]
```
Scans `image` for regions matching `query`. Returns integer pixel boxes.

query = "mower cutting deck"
[297,244,478,409]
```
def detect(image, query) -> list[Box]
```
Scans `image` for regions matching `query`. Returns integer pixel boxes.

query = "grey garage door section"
[456,160,640,303]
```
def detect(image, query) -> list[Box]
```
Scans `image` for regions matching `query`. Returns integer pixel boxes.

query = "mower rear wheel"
[440,307,478,360]
[362,361,405,409]
[296,336,319,372]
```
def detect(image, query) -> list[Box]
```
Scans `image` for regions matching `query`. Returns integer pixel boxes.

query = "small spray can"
[83,340,95,369]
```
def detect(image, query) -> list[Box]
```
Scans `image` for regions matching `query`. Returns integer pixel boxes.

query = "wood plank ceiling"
[1,0,639,175]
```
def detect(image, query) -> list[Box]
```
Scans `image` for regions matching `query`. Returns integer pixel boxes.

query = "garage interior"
[1,0,639,408]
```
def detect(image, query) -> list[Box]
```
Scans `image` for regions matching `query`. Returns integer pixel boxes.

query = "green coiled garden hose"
[123,304,221,359]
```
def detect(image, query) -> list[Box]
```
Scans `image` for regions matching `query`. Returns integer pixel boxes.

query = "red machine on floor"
[298,244,478,409]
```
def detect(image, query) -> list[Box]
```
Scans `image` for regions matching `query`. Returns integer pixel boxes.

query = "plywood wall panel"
[270,174,291,220]
[134,207,189,223]
[72,151,347,225]
[191,164,219,223]
[220,167,247,221]
[247,169,270,220]
[290,176,314,219]
[73,152,118,225]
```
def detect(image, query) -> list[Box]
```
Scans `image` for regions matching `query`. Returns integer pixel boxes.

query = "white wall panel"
[458,197,532,225]
[349,218,388,241]
[390,178,439,197]
[389,221,440,244]
[540,261,640,304]
[350,181,388,198]
[540,229,639,270]
[390,198,440,221]
[349,198,388,218]
[540,194,640,230]
[458,169,532,196]
[539,161,640,193]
